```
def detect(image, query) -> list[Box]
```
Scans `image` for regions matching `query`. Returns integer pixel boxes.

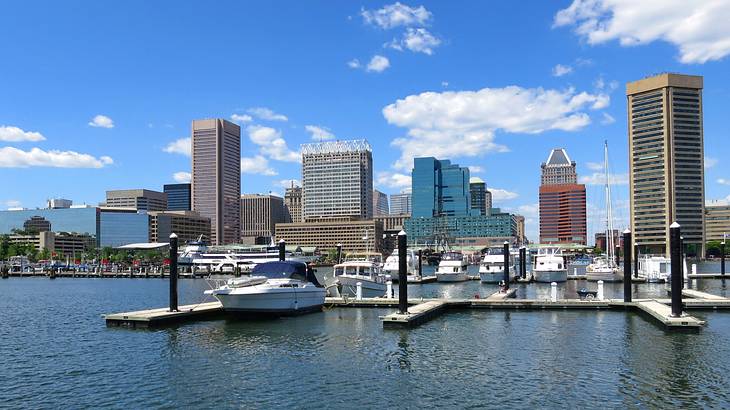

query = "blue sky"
[2,1,729,241]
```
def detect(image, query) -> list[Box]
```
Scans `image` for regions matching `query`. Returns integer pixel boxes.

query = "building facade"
[284,185,303,223]
[413,157,476,218]
[301,139,373,221]
[105,189,168,211]
[8,231,95,257]
[627,73,705,257]
[485,190,493,216]
[469,177,488,216]
[240,194,287,244]
[705,200,730,242]
[390,191,412,215]
[373,189,389,216]
[148,211,210,244]
[539,148,587,245]
[514,215,526,245]
[275,219,383,253]
[405,210,518,246]
[164,183,191,211]
[192,118,241,245]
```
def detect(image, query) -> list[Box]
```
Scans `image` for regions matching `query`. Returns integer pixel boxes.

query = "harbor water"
[2,270,730,408]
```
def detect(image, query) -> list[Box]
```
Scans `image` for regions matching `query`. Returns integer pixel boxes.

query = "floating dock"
[105,302,223,328]
[634,300,705,329]
[380,301,448,328]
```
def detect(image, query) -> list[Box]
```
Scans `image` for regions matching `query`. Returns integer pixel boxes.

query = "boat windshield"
[251,261,323,287]
[442,252,463,261]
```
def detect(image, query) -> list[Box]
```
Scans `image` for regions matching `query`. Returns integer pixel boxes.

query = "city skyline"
[3,2,730,244]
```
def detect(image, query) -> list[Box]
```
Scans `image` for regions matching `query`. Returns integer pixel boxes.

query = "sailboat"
[586,141,624,282]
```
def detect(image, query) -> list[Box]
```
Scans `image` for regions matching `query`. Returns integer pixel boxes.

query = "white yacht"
[436,251,469,282]
[383,249,421,282]
[638,255,671,283]
[479,253,516,283]
[533,253,568,283]
[344,252,385,268]
[186,243,302,273]
[333,260,387,298]
[204,261,325,315]
[586,141,623,282]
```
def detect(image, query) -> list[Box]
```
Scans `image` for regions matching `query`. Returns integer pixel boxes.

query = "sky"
[2,0,730,243]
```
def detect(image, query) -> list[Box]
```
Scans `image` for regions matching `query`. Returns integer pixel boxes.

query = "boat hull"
[213,288,325,314]
[337,276,387,298]
[585,271,623,282]
[436,272,469,282]
[533,270,568,283]
[479,271,515,283]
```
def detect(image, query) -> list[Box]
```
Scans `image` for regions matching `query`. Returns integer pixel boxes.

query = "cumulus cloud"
[705,156,718,169]
[366,55,391,72]
[586,161,604,171]
[580,172,629,185]
[163,138,191,156]
[552,64,573,77]
[468,165,484,173]
[247,107,288,122]
[490,188,519,202]
[554,0,730,64]
[601,112,616,124]
[241,155,278,176]
[246,125,300,162]
[361,2,432,29]
[3,199,22,208]
[173,171,191,183]
[347,59,361,69]
[0,147,113,168]
[88,114,114,128]
[376,171,412,189]
[0,125,46,142]
[718,178,730,186]
[230,114,253,123]
[386,27,442,55]
[382,85,610,170]
[275,179,301,189]
[305,125,335,141]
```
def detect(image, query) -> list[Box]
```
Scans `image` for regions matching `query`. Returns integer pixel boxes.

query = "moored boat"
[479,253,516,283]
[333,260,387,297]
[533,253,568,283]
[436,251,469,282]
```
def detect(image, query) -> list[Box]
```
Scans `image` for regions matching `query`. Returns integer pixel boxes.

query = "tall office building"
[485,190,493,216]
[469,177,488,216]
[191,119,241,245]
[105,189,167,211]
[373,189,389,216]
[627,73,705,256]
[240,194,287,244]
[148,211,210,243]
[412,157,476,218]
[164,183,191,211]
[301,139,373,221]
[539,148,587,245]
[704,200,729,242]
[284,185,303,223]
[390,191,412,215]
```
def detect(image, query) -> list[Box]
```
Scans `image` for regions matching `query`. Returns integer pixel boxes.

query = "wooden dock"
[634,300,705,330]
[380,300,449,328]
[682,289,728,300]
[105,302,223,328]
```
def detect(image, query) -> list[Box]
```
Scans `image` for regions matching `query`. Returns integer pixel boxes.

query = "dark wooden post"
[633,243,639,278]
[503,241,510,290]
[615,244,621,267]
[336,243,342,264]
[278,239,285,261]
[169,233,179,312]
[398,231,408,314]
[623,229,632,303]
[417,249,422,277]
[670,223,682,317]
[721,238,726,276]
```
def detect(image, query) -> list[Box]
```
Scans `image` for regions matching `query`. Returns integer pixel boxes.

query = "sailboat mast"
[604,140,615,265]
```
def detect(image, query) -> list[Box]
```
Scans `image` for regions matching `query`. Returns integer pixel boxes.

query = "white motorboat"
[204,261,325,315]
[383,249,421,282]
[533,253,568,283]
[333,260,387,298]
[436,251,469,282]
[638,255,671,283]
[479,253,516,283]
[344,252,385,268]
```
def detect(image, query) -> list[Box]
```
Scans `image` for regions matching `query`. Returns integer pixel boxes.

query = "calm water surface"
[2,273,730,409]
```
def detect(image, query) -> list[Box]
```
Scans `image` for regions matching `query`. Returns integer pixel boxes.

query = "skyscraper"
[240,194,287,244]
[412,157,476,218]
[390,191,412,215]
[164,183,191,211]
[191,119,241,245]
[627,73,705,256]
[373,189,389,216]
[469,177,487,216]
[284,184,303,223]
[539,148,587,245]
[301,139,373,221]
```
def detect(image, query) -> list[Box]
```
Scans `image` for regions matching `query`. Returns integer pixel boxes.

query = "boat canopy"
[251,261,323,287]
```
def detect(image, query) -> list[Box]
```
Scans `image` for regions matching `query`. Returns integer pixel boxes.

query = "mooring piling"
[633,242,639,278]
[169,233,179,312]
[336,243,342,264]
[398,230,408,314]
[670,223,683,317]
[278,239,286,261]
[417,249,423,277]
[615,244,621,268]
[722,238,726,277]
[503,241,510,289]
[623,229,632,303]
[520,247,527,279]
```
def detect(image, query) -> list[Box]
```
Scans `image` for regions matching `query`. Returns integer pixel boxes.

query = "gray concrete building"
[240,194,287,244]
[284,185,303,223]
[390,191,411,215]
[148,210,210,244]
[705,200,730,242]
[373,189,389,216]
[105,189,167,212]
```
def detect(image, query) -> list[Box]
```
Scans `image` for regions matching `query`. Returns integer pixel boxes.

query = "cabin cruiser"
[383,249,421,282]
[436,251,469,282]
[533,254,568,283]
[479,253,516,283]
[332,260,387,298]
[586,257,623,282]
[204,261,325,315]
[638,256,671,283]
[184,243,301,273]
[344,252,385,268]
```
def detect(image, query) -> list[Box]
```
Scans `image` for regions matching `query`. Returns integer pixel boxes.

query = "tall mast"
[604,140,615,265]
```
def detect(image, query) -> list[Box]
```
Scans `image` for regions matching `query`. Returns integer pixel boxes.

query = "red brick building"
[539,149,587,245]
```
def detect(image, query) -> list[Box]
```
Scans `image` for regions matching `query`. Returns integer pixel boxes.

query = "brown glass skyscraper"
[627,73,705,256]
[191,119,241,245]
[539,148,587,245]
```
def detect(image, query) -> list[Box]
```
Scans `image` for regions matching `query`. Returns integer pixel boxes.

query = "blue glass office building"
[164,183,191,211]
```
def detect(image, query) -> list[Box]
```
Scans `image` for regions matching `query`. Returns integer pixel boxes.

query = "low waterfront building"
[240,194,287,244]
[164,183,191,211]
[405,210,519,247]
[275,219,383,253]
[148,211,210,244]
[705,200,730,242]
[8,231,95,257]
[105,189,168,212]
[374,214,409,253]
[595,230,621,251]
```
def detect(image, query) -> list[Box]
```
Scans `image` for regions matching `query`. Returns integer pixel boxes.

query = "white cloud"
[305,125,335,141]
[88,114,114,128]
[173,171,191,183]
[601,112,616,124]
[382,85,610,170]
[230,114,253,123]
[163,138,191,156]
[376,171,412,189]
[490,188,519,202]
[441,81,449,87]
[705,156,718,169]
[247,107,288,122]
[718,178,730,186]
[554,0,730,64]
[246,125,300,163]
[275,179,301,189]
[347,59,361,69]
[241,155,278,176]
[361,2,432,29]
[386,28,441,55]
[0,126,46,142]
[366,55,391,72]
[3,199,21,208]
[0,147,113,168]
[580,172,629,185]
[552,64,573,77]
[586,161,604,171]
[468,165,484,173]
